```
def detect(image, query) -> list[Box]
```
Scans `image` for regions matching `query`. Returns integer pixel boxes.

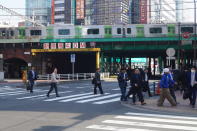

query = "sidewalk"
[123,91,197,114]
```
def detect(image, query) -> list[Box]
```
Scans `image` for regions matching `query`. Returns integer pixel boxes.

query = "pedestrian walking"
[117,68,128,101]
[47,68,60,97]
[130,69,146,105]
[28,67,38,93]
[142,69,152,97]
[186,66,197,108]
[94,68,104,94]
[168,68,177,103]
[157,68,176,107]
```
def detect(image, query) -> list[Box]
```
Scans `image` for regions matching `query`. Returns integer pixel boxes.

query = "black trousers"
[47,83,59,96]
[132,86,144,103]
[94,83,104,94]
[29,80,35,92]
[169,88,177,103]
[120,86,127,101]
[144,81,152,96]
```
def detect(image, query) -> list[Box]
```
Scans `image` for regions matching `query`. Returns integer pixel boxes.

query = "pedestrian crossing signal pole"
[71,54,76,80]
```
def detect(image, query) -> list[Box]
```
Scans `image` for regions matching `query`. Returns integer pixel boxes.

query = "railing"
[37,72,110,81]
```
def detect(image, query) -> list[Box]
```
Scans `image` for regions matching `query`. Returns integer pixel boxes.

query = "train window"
[168,27,175,33]
[10,31,14,36]
[105,28,112,34]
[30,30,42,36]
[1,31,6,36]
[127,28,131,34]
[117,28,121,34]
[87,29,99,34]
[150,28,162,33]
[58,29,70,35]
[181,27,193,33]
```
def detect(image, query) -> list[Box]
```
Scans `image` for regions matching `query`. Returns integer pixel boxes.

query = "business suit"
[142,72,152,97]
[94,72,104,94]
[130,73,145,104]
[186,71,197,106]
[118,72,128,101]
[28,70,37,93]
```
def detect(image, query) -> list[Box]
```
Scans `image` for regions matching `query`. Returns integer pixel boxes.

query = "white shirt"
[32,70,35,79]
[145,73,148,82]
[191,72,195,87]
[51,73,58,83]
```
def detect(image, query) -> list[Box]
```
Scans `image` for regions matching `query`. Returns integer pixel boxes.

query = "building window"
[150,27,162,33]
[117,28,122,34]
[58,29,70,35]
[30,30,42,36]
[127,28,131,34]
[87,29,99,34]
[181,27,193,33]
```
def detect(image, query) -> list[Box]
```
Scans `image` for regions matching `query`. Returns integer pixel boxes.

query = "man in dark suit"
[28,67,38,93]
[142,69,152,97]
[94,68,104,94]
[118,68,128,101]
[130,69,146,105]
[186,66,197,108]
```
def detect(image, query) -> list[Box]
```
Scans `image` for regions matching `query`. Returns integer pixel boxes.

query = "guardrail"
[37,72,110,81]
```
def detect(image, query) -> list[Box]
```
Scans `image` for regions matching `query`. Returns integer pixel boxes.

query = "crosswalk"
[86,112,197,131]
[0,86,121,105]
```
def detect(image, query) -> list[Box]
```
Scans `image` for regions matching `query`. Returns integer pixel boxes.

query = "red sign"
[43,43,49,49]
[73,43,79,48]
[65,43,71,48]
[80,42,86,48]
[76,0,85,19]
[140,0,147,24]
[51,43,57,49]
[182,32,190,39]
[58,43,64,49]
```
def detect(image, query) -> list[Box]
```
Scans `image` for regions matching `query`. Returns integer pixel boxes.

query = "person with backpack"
[157,68,176,107]
[118,68,128,102]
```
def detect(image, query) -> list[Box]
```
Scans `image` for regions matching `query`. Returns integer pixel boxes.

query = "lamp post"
[194,0,197,66]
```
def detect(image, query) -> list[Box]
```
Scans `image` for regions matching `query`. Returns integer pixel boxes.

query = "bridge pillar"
[96,51,100,69]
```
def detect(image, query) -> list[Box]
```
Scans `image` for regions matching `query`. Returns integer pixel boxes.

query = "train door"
[75,26,82,38]
[167,24,176,37]
[104,26,112,38]
[136,25,144,37]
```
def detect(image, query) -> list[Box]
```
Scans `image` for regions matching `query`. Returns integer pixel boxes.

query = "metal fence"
[37,72,110,81]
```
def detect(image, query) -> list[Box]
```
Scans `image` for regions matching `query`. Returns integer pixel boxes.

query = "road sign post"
[71,54,75,80]
[166,48,175,67]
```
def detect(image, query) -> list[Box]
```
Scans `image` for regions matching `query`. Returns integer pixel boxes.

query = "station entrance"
[31,48,100,74]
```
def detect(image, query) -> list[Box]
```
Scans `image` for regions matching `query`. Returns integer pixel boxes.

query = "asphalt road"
[0,80,197,131]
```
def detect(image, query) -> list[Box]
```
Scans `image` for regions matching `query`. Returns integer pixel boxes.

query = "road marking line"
[86,124,156,131]
[125,112,197,120]
[59,94,101,102]
[76,93,119,103]
[44,92,93,102]
[93,98,120,104]
[115,115,197,125]
[17,91,72,100]
[103,120,197,131]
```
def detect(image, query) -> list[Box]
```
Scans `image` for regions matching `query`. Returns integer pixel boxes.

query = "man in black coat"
[28,67,38,93]
[94,68,104,94]
[142,69,152,97]
[130,69,146,105]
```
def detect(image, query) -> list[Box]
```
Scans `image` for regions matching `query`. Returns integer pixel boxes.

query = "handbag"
[183,88,191,100]
[92,78,96,84]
